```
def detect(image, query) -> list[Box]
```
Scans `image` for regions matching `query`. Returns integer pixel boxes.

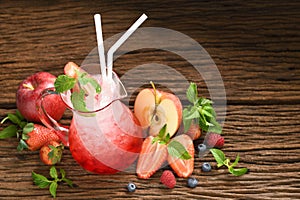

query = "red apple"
[134,87,182,137]
[16,72,66,123]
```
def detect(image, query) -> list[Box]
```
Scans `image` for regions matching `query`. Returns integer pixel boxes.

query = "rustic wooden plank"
[0,105,300,199]
[0,0,299,106]
[0,0,299,199]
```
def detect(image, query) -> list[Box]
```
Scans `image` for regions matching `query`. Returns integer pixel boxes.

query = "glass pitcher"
[36,64,143,174]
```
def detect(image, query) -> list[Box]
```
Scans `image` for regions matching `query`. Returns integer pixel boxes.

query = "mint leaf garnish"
[54,75,76,93]
[186,82,198,104]
[32,171,52,188]
[210,148,248,176]
[183,83,222,134]
[32,166,73,198]
[168,140,191,160]
[0,125,18,139]
[77,72,101,94]
[71,89,89,112]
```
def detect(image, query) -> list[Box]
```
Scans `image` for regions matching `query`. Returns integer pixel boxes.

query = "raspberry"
[206,133,224,148]
[160,170,176,189]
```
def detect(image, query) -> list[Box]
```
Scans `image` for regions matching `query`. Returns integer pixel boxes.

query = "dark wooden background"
[0,0,299,199]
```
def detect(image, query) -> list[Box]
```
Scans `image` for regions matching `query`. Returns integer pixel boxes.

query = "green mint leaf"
[71,89,89,112]
[184,106,200,120]
[168,140,191,160]
[77,72,101,94]
[54,75,76,93]
[15,110,24,121]
[32,171,52,189]
[207,119,222,134]
[60,168,66,179]
[231,154,240,168]
[49,182,58,198]
[186,82,198,104]
[17,139,28,151]
[0,125,18,139]
[7,113,21,125]
[198,97,213,106]
[210,148,226,167]
[62,178,73,187]
[50,166,58,179]
[229,167,248,176]
[22,123,34,135]
[60,168,73,187]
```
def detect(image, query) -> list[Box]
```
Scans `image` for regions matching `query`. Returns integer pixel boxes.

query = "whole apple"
[16,72,66,123]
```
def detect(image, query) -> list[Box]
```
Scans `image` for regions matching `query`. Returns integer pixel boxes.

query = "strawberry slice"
[136,136,168,179]
[168,134,194,178]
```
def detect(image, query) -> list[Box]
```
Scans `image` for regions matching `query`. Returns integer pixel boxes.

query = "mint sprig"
[183,82,222,134]
[32,166,73,198]
[210,148,248,176]
[54,69,101,112]
[0,110,33,151]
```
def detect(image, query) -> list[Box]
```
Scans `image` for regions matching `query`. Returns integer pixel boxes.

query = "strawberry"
[185,121,201,140]
[136,136,168,179]
[168,134,194,178]
[64,62,80,78]
[205,133,224,148]
[40,141,63,165]
[160,170,176,189]
[25,124,60,151]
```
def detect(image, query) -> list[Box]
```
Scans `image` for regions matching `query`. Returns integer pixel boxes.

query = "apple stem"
[23,83,34,90]
[150,81,159,105]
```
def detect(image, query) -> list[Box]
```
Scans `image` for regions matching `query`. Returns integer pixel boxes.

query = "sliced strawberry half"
[168,134,194,178]
[136,136,168,179]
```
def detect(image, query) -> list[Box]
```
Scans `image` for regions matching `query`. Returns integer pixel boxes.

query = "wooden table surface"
[0,0,299,199]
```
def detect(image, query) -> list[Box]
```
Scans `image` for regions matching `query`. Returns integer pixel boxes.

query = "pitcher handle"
[36,87,69,146]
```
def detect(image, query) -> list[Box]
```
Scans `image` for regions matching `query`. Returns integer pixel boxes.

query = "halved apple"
[134,87,182,137]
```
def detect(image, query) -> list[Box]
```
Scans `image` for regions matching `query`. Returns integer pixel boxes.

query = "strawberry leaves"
[183,82,222,134]
[210,148,248,176]
[32,166,73,198]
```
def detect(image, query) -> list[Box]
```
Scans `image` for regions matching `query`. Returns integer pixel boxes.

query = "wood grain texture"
[0,0,299,199]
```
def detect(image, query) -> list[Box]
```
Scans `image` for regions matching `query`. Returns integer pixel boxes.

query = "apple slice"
[134,89,156,129]
[134,87,182,137]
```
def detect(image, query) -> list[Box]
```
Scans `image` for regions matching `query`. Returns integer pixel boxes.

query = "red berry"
[26,124,61,151]
[160,170,176,189]
[40,141,63,165]
[206,133,224,148]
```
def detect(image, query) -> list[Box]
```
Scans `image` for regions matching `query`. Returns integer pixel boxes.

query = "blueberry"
[202,162,211,172]
[197,144,207,152]
[127,182,136,192]
[187,177,198,188]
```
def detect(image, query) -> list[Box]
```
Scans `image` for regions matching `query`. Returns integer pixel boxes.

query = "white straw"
[94,14,107,79]
[107,14,148,80]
